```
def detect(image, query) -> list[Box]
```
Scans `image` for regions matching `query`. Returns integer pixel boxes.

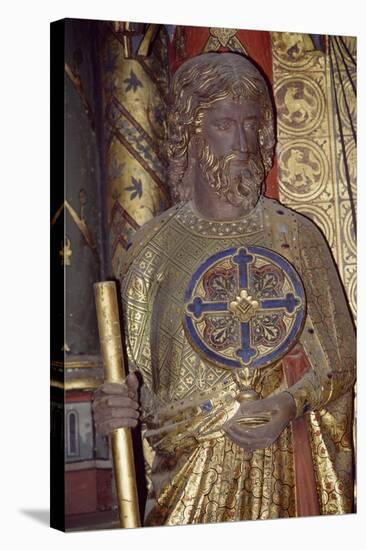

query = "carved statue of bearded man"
[93,53,356,526]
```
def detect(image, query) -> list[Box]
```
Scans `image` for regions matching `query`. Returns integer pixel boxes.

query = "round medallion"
[271,32,323,70]
[339,140,356,196]
[276,76,325,135]
[278,140,329,201]
[183,246,306,370]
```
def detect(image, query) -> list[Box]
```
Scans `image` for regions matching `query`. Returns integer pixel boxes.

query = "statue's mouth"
[223,166,261,208]
[237,178,252,198]
[229,170,255,199]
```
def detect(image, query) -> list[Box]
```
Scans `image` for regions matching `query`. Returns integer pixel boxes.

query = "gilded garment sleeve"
[116,224,162,392]
[287,216,356,417]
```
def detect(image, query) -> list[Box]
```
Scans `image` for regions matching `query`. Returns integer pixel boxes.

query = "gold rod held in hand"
[94,281,141,528]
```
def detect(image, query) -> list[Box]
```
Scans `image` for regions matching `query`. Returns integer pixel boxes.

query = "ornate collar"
[175,197,264,237]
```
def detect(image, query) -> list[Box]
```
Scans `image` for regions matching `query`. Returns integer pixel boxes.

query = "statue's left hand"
[223,392,296,451]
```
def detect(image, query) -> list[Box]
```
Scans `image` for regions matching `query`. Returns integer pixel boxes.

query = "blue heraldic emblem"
[184,246,306,370]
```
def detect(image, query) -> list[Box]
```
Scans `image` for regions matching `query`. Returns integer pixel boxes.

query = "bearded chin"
[198,144,265,210]
[222,156,264,208]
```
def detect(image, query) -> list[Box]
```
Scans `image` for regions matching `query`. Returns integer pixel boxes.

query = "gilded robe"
[117,196,355,526]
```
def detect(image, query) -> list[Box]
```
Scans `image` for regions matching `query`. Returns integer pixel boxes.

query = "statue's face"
[196,95,265,209]
[201,96,261,158]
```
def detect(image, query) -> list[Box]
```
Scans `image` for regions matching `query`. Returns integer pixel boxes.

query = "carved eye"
[244,120,257,130]
[214,119,232,131]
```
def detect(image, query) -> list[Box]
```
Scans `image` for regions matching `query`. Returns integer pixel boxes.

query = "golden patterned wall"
[272,33,356,318]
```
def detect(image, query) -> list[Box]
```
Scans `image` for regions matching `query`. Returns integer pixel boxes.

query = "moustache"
[197,141,264,202]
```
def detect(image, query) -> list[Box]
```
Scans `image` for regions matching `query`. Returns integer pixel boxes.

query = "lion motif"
[282,85,316,125]
[273,32,315,62]
[281,148,321,192]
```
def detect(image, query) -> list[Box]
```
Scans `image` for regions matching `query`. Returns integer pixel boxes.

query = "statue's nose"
[236,124,248,153]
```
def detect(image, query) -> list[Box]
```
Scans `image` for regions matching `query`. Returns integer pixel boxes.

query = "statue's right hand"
[92,372,140,434]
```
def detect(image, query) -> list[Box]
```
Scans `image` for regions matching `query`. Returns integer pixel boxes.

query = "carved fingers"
[92,374,140,434]
[223,392,295,451]
[223,421,276,451]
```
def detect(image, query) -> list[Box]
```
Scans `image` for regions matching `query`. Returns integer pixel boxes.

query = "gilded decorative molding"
[51,356,104,390]
[59,236,72,266]
[51,378,102,390]
[64,62,95,129]
[52,359,103,369]
[204,27,248,54]
[51,199,98,258]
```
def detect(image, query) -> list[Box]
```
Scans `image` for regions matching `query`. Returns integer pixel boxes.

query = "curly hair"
[167,52,276,202]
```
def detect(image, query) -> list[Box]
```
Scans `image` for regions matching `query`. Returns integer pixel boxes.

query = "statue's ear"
[180,137,200,202]
[179,134,205,202]
[181,160,194,201]
[187,134,203,161]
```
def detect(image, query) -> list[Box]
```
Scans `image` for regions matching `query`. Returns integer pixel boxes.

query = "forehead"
[203,96,261,119]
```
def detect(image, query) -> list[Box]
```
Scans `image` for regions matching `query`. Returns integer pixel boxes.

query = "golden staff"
[94,281,141,528]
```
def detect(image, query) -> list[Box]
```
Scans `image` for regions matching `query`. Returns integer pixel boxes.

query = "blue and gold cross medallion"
[184,246,306,370]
